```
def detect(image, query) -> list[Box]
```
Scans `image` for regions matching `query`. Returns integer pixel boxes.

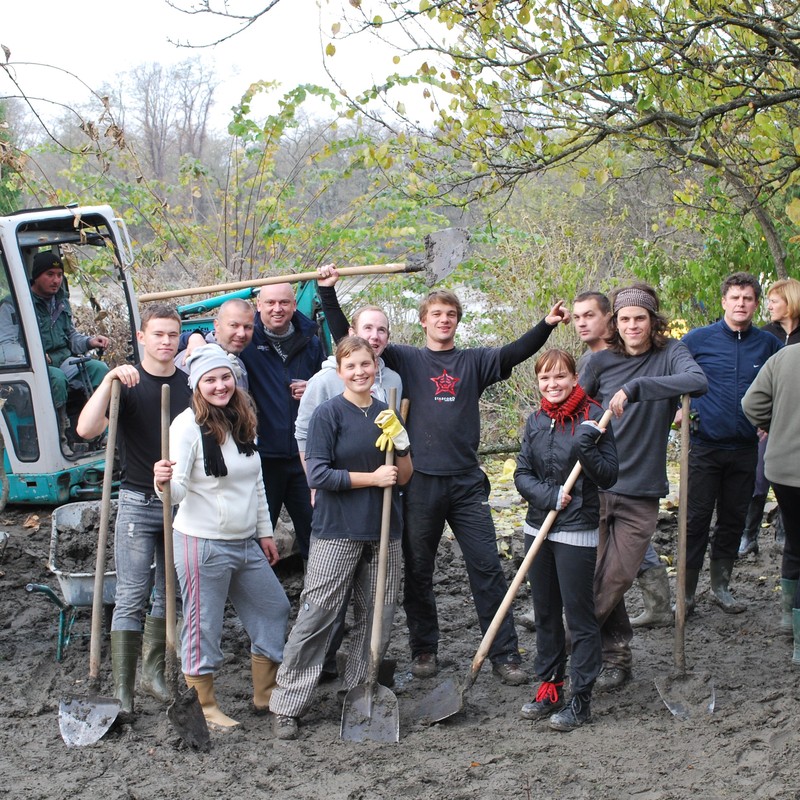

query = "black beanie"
[31,251,64,282]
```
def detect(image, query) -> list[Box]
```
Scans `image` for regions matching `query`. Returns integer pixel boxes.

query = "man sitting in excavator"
[29,250,109,454]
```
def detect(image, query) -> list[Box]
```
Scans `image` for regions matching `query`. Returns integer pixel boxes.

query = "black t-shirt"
[381,344,502,475]
[305,395,403,541]
[118,366,193,493]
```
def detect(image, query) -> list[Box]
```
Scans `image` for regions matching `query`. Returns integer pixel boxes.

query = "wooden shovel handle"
[160,385,180,689]
[468,408,614,683]
[89,378,121,686]
[673,394,691,673]
[139,263,417,303]
[366,388,398,686]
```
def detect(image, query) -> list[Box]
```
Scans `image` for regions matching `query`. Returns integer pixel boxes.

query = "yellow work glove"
[374,409,410,455]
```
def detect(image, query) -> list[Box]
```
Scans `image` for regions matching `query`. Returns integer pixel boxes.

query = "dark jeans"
[526,535,601,694]
[773,482,800,607]
[402,469,520,665]
[261,455,313,560]
[686,444,757,569]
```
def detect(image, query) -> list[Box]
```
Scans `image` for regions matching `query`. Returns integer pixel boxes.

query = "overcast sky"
[1,0,409,131]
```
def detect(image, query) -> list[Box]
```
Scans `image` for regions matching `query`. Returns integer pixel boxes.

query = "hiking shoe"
[411,653,438,679]
[520,680,564,720]
[549,693,591,731]
[492,661,528,686]
[273,714,299,740]
[594,667,631,693]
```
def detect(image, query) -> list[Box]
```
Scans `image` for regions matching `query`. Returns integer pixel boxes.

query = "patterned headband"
[613,288,658,314]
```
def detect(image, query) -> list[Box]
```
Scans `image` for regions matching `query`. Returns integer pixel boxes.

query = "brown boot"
[184,673,239,729]
[251,653,279,714]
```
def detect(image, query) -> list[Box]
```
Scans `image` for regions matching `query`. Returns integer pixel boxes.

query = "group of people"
[30,243,797,739]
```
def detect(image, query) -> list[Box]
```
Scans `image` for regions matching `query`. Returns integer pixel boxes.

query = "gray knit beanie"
[186,343,238,389]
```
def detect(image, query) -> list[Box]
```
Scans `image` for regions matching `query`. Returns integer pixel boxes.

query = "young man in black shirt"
[77,304,192,713]
[316,266,569,684]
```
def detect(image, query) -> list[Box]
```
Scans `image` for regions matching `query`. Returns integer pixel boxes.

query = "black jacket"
[515,403,618,532]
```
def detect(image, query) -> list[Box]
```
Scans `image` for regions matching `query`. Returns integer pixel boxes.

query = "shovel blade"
[423,228,470,286]
[340,683,399,743]
[58,695,121,747]
[413,677,464,724]
[167,687,210,751]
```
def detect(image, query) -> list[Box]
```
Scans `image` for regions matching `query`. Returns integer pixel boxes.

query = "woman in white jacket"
[154,343,290,729]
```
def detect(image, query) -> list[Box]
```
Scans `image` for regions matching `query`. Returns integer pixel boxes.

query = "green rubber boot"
[674,568,701,617]
[793,609,800,666]
[780,579,798,635]
[140,615,170,702]
[111,630,141,715]
[709,559,746,614]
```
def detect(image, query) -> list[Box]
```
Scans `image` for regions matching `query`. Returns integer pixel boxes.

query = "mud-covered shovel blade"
[340,684,399,743]
[167,686,210,751]
[59,695,121,747]
[413,677,464,724]
[654,677,690,720]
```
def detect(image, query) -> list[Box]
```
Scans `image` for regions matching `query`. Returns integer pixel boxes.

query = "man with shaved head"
[239,283,325,561]
[177,298,254,388]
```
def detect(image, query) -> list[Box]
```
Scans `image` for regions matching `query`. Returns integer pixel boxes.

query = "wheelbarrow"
[25,500,120,662]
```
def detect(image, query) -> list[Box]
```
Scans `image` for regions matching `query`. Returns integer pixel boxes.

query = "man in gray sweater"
[580,284,707,692]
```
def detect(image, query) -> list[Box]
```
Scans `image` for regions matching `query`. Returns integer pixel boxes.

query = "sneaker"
[492,661,528,686]
[549,693,591,731]
[520,680,564,720]
[273,714,299,740]
[410,653,438,679]
[594,667,631,693]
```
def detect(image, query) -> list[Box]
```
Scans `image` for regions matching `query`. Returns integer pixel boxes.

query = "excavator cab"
[0,204,140,506]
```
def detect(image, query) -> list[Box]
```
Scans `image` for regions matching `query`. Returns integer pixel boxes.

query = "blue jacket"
[683,319,782,449]
[239,310,325,459]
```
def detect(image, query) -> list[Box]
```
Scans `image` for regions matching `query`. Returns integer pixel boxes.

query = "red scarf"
[538,384,599,432]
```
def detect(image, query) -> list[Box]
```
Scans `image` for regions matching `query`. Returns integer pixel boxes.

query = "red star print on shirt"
[431,369,460,397]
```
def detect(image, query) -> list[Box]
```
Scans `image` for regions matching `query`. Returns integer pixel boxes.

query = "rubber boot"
[140,615,170,702]
[111,630,141,715]
[738,494,766,557]
[780,579,798,635]
[251,653,279,715]
[631,566,673,628]
[57,407,74,457]
[517,606,537,632]
[793,609,800,666]
[775,509,786,548]
[184,673,239,729]
[674,568,700,617]
[709,559,746,614]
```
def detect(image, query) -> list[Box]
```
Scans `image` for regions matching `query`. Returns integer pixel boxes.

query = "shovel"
[654,394,716,719]
[138,228,470,303]
[160,385,210,751]
[416,408,613,725]
[340,389,400,743]
[58,380,122,747]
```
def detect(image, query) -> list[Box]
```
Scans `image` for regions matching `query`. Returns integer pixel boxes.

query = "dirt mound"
[0,496,798,800]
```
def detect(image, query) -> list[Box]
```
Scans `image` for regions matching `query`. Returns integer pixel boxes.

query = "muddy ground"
[1,465,799,800]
